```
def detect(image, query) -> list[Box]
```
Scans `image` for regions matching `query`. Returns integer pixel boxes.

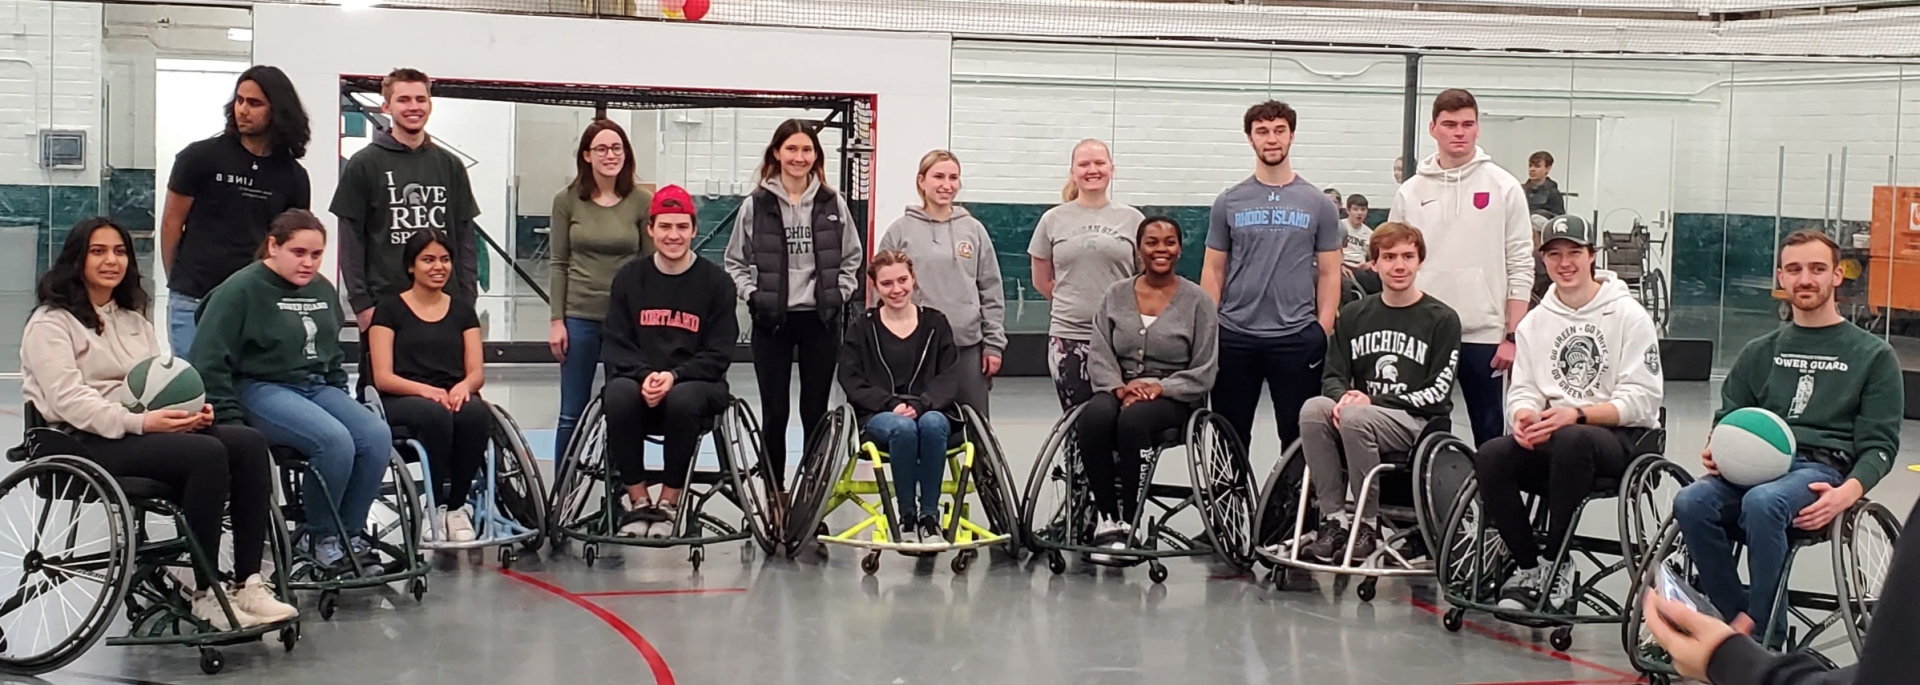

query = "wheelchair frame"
[365,394,548,568]
[1599,221,1671,334]
[275,441,431,620]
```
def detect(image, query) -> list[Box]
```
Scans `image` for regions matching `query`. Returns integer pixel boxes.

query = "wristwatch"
[1575,407,1588,424]
[1504,332,1516,343]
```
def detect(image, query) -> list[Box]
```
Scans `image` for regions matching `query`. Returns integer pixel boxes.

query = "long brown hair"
[257,209,327,259]
[571,118,636,201]
[758,118,829,187]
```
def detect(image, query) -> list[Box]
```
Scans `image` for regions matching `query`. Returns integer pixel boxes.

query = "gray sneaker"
[1544,562,1576,610]
[1497,565,1546,610]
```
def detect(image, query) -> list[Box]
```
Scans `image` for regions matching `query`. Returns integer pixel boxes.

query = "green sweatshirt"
[189,261,348,423]
[1718,321,1903,491]
[1323,293,1462,421]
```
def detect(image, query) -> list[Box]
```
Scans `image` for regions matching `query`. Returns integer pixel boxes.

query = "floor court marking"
[574,587,748,598]
[1408,597,1642,681]
[1457,679,1642,685]
[499,568,676,685]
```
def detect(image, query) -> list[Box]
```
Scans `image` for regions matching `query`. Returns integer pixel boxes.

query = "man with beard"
[1671,229,1902,645]
[1200,100,1344,451]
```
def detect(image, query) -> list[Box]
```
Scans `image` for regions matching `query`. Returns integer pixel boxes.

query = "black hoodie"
[838,306,960,421]
[329,128,481,313]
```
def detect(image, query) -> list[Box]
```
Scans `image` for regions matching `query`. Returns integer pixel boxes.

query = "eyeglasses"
[590,144,625,157]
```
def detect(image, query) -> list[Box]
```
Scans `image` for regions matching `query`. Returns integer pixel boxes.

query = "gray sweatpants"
[1298,395,1424,518]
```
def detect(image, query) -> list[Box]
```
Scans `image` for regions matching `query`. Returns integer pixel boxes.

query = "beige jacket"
[21,303,155,438]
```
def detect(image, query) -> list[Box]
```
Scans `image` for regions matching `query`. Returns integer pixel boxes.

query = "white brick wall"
[657,106,847,200]
[1716,62,1919,222]
[0,0,102,186]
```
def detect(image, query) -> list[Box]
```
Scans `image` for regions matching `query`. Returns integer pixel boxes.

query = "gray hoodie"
[723,176,863,312]
[876,205,1006,353]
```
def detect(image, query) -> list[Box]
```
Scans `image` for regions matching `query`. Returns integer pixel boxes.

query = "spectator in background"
[1526,151,1567,217]
[1342,194,1381,299]
[1395,157,1406,183]
[1326,188,1347,221]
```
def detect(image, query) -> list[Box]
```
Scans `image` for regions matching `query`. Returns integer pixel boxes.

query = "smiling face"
[383,80,432,136]
[777,132,818,183]
[1541,241,1595,290]
[649,213,695,261]
[872,263,916,310]
[83,227,128,294]
[585,129,626,180]
[267,229,326,287]
[1070,142,1113,197]
[1374,239,1422,293]
[1248,118,1293,168]
[410,241,451,291]
[1430,108,1479,158]
[1137,221,1181,276]
[1778,241,1842,313]
[919,159,960,209]
[232,79,271,136]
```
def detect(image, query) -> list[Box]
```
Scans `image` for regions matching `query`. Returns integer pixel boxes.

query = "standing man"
[331,68,481,338]
[161,65,312,358]
[1389,88,1534,446]
[1201,100,1344,451]
[1525,151,1567,217]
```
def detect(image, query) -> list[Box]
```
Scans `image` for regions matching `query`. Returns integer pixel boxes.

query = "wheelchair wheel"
[1019,405,1090,555]
[1623,519,1695,678]
[1833,500,1900,654]
[369,450,425,575]
[959,404,1023,556]
[547,397,609,550]
[1618,454,1693,572]
[1186,410,1255,571]
[1642,270,1670,334]
[0,454,137,675]
[1435,477,1510,607]
[1251,442,1309,558]
[488,403,548,555]
[717,398,781,556]
[783,404,853,557]
[1410,432,1475,557]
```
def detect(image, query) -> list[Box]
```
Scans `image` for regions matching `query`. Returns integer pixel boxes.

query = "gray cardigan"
[1088,277,1219,404]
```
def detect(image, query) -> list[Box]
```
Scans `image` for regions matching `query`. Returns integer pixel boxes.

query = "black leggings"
[751,315,840,486]
[1473,424,1636,568]
[383,394,491,507]
[1074,393,1188,523]
[77,425,272,590]
[603,377,730,489]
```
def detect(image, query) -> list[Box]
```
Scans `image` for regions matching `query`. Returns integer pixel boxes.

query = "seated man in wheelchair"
[1298,222,1460,563]
[1476,215,1663,612]
[1077,216,1218,561]
[599,186,738,539]
[837,248,963,544]
[21,217,296,629]
[366,229,488,543]
[1673,229,1902,642]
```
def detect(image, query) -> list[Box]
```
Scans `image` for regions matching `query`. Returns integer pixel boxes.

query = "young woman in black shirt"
[367,229,487,543]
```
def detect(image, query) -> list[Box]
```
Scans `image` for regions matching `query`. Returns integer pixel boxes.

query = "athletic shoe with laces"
[1543,562,1576,611]
[1088,518,1127,563]
[192,588,259,632]
[1302,516,1350,563]
[349,537,381,568]
[1348,522,1380,563]
[918,515,946,546]
[446,506,476,543]
[313,536,347,568]
[232,573,298,625]
[1497,565,1547,611]
[647,503,680,539]
[619,505,655,537]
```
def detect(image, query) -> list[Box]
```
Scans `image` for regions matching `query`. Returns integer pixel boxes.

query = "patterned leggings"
[1047,336,1095,411]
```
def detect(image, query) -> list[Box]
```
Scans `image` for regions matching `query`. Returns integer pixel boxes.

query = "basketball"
[662,0,709,21]
[1709,407,1797,486]
[126,355,206,414]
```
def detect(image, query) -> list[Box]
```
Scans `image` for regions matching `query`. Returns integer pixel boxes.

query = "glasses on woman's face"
[591,144,625,157]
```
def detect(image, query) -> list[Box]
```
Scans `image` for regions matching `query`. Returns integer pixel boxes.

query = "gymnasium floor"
[3,368,1914,685]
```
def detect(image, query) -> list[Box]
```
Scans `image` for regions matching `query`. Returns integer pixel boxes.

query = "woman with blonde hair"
[877,150,1005,415]
[1027,139,1145,410]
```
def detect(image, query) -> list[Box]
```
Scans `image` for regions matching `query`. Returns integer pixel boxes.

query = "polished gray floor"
[3,368,1915,685]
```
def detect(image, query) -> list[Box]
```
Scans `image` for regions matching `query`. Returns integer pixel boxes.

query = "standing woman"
[724,119,865,488]
[192,209,394,570]
[550,119,652,458]
[877,150,1005,416]
[1028,139,1146,410]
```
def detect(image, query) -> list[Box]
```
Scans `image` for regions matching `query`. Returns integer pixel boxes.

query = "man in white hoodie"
[1388,89,1535,447]
[1473,215,1664,614]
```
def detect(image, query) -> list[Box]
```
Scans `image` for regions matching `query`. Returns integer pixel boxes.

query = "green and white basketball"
[1709,407,1796,487]
[126,355,206,414]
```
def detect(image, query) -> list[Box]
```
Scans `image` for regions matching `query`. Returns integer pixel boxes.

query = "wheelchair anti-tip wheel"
[0,452,137,676]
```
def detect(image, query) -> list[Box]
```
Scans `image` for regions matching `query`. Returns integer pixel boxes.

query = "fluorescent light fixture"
[228,27,252,42]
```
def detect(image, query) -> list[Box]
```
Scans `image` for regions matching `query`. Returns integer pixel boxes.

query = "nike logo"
[1308,359,1323,369]
[1421,199,1438,206]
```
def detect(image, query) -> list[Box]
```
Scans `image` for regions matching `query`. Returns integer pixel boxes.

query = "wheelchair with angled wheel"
[0,406,301,676]
[784,404,1021,575]
[546,393,780,571]
[1018,402,1256,584]
[363,393,546,569]
[272,415,430,620]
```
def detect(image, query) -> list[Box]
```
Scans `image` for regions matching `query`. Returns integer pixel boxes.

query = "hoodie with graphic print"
[1718,320,1901,491]
[329,128,482,314]
[876,205,1006,354]
[1505,270,1663,430]
[1387,147,1534,344]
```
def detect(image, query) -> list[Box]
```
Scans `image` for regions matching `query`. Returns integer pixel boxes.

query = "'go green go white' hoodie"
[1388,147,1535,345]
[1505,270,1665,430]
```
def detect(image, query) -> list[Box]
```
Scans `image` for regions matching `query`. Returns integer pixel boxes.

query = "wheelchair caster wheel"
[280,622,300,653]
[1148,562,1169,584]
[690,547,705,570]
[584,543,600,567]
[499,547,516,570]
[1443,608,1465,632]
[951,550,975,574]
[860,552,881,575]
[1356,578,1378,602]
[318,590,339,621]
[1047,552,1066,575]
[409,577,428,601]
[199,647,225,675]
[1549,627,1573,652]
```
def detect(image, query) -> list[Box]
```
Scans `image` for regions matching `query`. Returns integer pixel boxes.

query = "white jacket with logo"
[1388,147,1535,344]
[1506,271,1664,429]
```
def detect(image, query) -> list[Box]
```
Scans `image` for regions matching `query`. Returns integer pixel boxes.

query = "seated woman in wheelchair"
[837,248,962,545]
[192,209,394,572]
[1476,215,1663,612]
[366,229,487,543]
[1298,222,1460,563]
[21,217,295,629]
[1078,216,1217,560]
[599,186,738,539]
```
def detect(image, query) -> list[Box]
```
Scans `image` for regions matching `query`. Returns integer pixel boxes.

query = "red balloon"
[683,0,708,20]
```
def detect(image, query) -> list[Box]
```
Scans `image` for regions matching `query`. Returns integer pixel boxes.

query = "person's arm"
[159,192,193,278]
[1846,346,1903,493]
[836,194,864,303]
[1201,250,1228,305]
[1386,185,1409,224]
[1503,186,1535,334]
[1597,310,1664,427]
[915,317,963,413]
[975,231,1008,357]
[368,325,442,397]
[1027,215,1057,299]
[323,283,350,390]
[187,286,249,424]
[1717,342,1766,424]
[835,319,896,414]
[458,326,484,392]
[1380,312,1462,412]
[1087,294,1126,394]
[1322,307,1355,398]
[1314,250,1341,333]
[1504,323,1544,423]
[1201,196,1231,304]
[454,219,481,308]
[597,268,648,381]
[723,197,757,302]
[670,272,738,383]
[21,319,146,438]
[548,192,573,322]
[1030,257,1057,299]
[1155,292,1218,403]
[1545,181,1566,217]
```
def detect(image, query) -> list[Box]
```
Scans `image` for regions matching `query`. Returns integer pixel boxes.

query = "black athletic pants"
[1211,325,1328,450]
[1472,425,1637,568]
[1075,393,1188,523]
[77,425,272,590]
[382,394,491,507]
[751,315,840,486]
[603,377,730,489]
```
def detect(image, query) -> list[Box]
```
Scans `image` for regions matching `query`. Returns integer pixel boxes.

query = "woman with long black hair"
[724,119,865,488]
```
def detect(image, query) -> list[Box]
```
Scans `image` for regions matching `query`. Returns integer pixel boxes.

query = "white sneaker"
[427,506,449,544]
[232,574,298,624]
[192,589,259,631]
[446,507,476,543]
[647,503,679,539]
[1089,519,1130,564]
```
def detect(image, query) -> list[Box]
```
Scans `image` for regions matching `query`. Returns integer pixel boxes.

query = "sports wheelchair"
[1433,426,1689,652]
[1598,219,1670,335]
[0,408,300,676]
[1249,420,1475,602]
[363,393,547,569]
[784,404,1021,575]
[1018,403,1256,584]
[1624,499,1901,683]
[273,413,431,620]
[546,393,781,571]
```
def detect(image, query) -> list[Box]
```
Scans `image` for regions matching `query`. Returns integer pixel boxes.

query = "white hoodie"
[1388,147,1534,344]
[1506,270,1664,429]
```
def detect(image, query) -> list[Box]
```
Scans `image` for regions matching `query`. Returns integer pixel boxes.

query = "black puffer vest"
[747,184,845,325]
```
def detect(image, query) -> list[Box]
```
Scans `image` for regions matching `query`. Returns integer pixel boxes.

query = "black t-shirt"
[167,134,311,299]
[876,320,931,396]
[369,294,479,390]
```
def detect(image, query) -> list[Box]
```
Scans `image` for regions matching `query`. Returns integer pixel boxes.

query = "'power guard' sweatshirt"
[1388,147,1534,345]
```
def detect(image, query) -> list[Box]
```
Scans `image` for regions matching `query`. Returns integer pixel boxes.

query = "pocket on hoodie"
[1420,268,1503,333]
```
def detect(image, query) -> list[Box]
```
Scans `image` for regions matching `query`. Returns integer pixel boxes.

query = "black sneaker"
[1302,517,1350,562]
[918,515,946,546]
[1349,523,1380,562]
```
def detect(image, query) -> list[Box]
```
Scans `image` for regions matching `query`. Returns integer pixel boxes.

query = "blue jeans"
[556,317,603,458]
[240,377,394,540]
[1673,459,1843,642]
[867,411,950,520]
[167,291,200,359]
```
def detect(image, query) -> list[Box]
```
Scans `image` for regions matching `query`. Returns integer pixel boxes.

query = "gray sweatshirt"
[1089,277,1219,404]
[876,205,1006,353]
[723,176,863,311]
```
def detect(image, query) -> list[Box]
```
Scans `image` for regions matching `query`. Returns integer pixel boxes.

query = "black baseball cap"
[1539,215,1595,251]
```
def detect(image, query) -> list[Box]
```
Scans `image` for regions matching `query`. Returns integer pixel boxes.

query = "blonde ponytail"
[1062,138,1111,204]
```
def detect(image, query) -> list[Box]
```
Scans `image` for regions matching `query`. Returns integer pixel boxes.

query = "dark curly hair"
[225,65,310,160]
[35,217,150,333]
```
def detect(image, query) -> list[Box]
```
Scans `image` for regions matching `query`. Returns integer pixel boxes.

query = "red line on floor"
[1409,597,1641,680]
[500,569,675,685]
[1457,679,1641,685]
[576,587,747,598]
